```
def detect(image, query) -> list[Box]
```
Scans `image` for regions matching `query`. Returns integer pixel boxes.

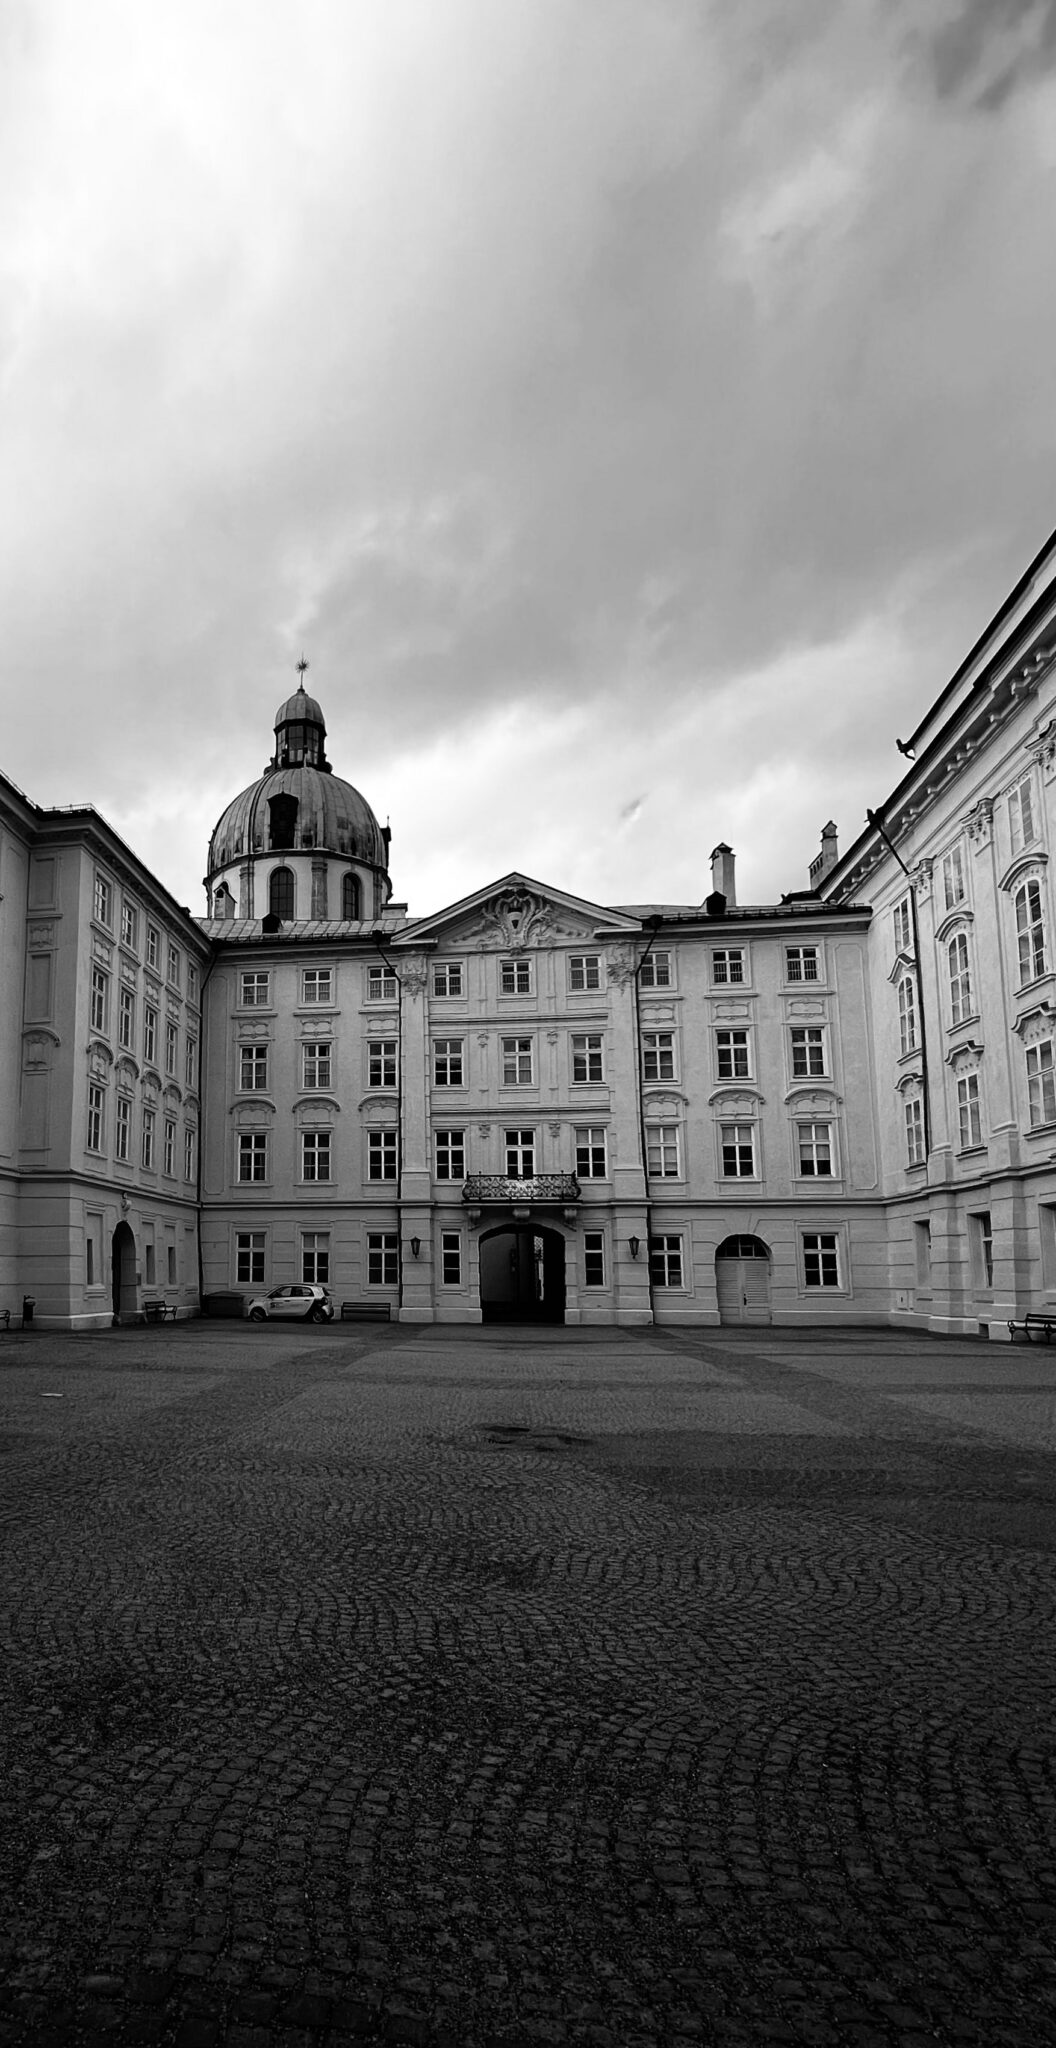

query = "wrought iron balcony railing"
[462,1173,581,1205]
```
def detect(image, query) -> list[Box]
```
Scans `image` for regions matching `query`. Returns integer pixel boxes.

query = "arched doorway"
[111,1220,137,1324]
[715,1234,772,1324]
[479,1226,566,1325]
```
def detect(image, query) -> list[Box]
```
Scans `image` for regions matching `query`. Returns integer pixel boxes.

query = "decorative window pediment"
[783,1084,841,1109]
[647,1091,688,1117]
[293,1095,341,1118]
[1013,1001,1056,1044]
[935,908,975,945]
[707,1084,764,1108]
[229,1099,276,1121]
[894,1067,924,1096]
[999,850,1049,894]
[944,1038,984,1071]
[887,951,915,986]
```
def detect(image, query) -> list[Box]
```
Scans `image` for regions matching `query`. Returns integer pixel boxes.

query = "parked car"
[246,1284,335,1324]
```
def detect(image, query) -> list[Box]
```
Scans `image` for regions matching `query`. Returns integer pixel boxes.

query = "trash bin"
[22,1296,35,1326]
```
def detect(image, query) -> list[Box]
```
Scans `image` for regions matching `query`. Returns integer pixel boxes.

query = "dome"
[207,765,387,874]
[274,686,326,731]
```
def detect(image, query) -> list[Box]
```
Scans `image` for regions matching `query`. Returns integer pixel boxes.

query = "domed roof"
[206,678,389,879]
[274,685,326,730]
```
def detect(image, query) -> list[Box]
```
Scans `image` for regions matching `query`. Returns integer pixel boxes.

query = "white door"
[716,1251,772,1324]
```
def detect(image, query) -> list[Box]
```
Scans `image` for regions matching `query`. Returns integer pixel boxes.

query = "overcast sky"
[3,0,1056,919]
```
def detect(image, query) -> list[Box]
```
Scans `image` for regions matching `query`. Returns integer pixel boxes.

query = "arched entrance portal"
[111,1220,137,1324]
[715,1234,772,1324]
[479,1226,566,1325]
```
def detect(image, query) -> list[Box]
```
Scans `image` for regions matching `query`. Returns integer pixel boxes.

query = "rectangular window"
[584,1232,605,1288]
[1026,1040,1056,1127]
[1015,880,1047,985]
[302,1231,330,1285]
[93,872,112,926]
[502,1037,534,1085]
[86,1085,105,1152]
[237,1232,266,1284]
[163,1118,176,1176]
[639,950,671,988]
[90,965,108,1034]
[185,1035,197,1088]
[575,1127,608,1179]
[893,896,913,956]
[942,844,966,912]
[905,1096,925,1166]
[571,1033,604,1082]
[368,1129,398,1180]
[645,1123,681,1177]
[649,1235,683,1287]
[803,1232,840,1288]
[433,1038,464,1087]
[165,1019,179,1077]
[441,1232,462,1286]
[797,1121,833,1177]
[146,924,160,971]
[720,1123,756,1177]
[711,948,744,984]
[568,954,601,991]
[184,1127,196,1181]
[187,963,199,1006]
[85,1214,102,1288]
[144,1241,155,1287]
[1010,774,1036,855]
[971,1210,994,1290]
[948,931,973,1025]
[505,1128,535,1176]
[898,974,917,1055]
[240,972,270,1007]
[167,1240,176,1286]
[302,1131,332,1182]
[142,1107,156,1170]
[302,969,332,1004]
[167,943,181,989]
[957,1072,983,1150]
[144,1005,157,1064]
[240,1044,268,1091]
[367,1232,398,1286]
[915,1220,932,1289]
[790,1026,826,1077]
[238,1132,268,1182]
[115,1096,131,1163]
[120,902,138,949]
[435,1129,466,1180]
[715,1029,749,1080]
[500,958,532,995]
[786,945,820,982]
[367,964,398,1001]
[303,1042,332,1090]
[119,987,135,1049]
[642,1032,676,1082]
[368,1040,397,1088]
[432,961,464,998]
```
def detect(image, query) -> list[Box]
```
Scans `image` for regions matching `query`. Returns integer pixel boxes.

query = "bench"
[340,1302,392,1322]
[143,1299,178,1323]
[1007,1311,1056,1343]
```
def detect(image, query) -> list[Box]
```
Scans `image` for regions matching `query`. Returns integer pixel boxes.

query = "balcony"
[462,1173,581,1209]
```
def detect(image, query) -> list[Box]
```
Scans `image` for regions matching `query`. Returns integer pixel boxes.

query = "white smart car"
[246,1284,335,1324]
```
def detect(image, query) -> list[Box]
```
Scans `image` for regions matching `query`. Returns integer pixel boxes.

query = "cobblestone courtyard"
[2,1322,1055,2047]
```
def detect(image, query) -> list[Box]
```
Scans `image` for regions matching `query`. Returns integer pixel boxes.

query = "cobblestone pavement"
[2,1321,1055,2047]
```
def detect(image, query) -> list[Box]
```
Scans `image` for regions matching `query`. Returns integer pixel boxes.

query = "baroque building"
[5,532,1056,1334]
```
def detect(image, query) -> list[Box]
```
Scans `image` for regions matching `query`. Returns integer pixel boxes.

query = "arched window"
[270,867,295,920]
[342,872,360,920]
[1015,879,1047,986]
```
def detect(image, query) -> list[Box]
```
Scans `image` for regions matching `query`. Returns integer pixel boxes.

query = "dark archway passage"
[479,1226,566,1324]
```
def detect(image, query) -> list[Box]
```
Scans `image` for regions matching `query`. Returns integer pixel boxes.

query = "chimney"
[809,820,839,890]
[710,843,736,907]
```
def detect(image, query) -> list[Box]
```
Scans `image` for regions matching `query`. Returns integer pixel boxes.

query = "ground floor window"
[970,1210,994,1290]
[302,1231,330,1285]
[649,1234,683,1287]
[367,1232,398,1286]
[802,1232,840,1288]
[441,1231,462,1286]
[236,1232,266,1284]
[583,1231,605,1287]
[915,1219,931,1289]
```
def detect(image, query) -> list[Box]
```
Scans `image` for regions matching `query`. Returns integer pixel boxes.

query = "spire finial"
[296,655,309,681]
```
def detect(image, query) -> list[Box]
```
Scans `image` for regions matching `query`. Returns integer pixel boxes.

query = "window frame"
[1010,774,1037,856]
[93,872,113,928]
[904,1095,925,1166]
[785,945,820,983]
[790,1025,827,1079]
[239,1044,268,1092]
[499,957,532,996]
[642,1031,676,1083]
[119,987,135,1050]
[796,1120,834,1178]
[302,1231,330,1286]
[367,964,398,1002]
[583,1231,606,1289]
[301,968,333,1006]
[501,1036,534,1086]
[638,950,672,989]
[575,1127,608,1180]
[714,1028,749,1081]
[236,1231,267,1285]
[433,1038,465,1088]
[434,1128,466,1181]
[568,954,602,992]
[240,971,271,1008]
[649,1234,684,1288]
[432,961,464,998]
[367,1129,398,1181]
[1014,878,1047,986]
[441,1231,462,1287]
[711,947,745,985]
[120,902,138,950]
[897,973,917,1056]
[719,1122,756,1178]
[801,1231,842,1290]
[301,1129,332,1183]
[570,1033,604,1083]
[1026,1039,1056,1128]
[367,1039,398,1089]
[86,1083,105,1153]
[645,1122,681,1178]
[90,965,109,1036]
[302,1041,333,1091]
[141,1106,156,1171]
[115,1095,131,1164]
[504,1128,535,1177]
[948,929,974,1026]
[367,1232,399,1286]
[957,1071,983,1151]
[941,843,967,913]
[238,1132,268,1183]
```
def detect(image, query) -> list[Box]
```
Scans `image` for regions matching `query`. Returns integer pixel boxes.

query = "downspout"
[371,930,404,1311]
[633,915,665,1318]
[867,810,931,1160]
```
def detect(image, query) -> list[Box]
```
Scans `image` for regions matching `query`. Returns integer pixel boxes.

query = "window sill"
[1025,1120,1056,1139]
[956,1144,987,1159]
[904,1161,927,1174]
[946,1014,981,1036]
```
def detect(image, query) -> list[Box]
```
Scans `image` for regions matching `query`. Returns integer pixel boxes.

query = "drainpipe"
[866,809,931,1160]
[371,930,404,1311]
[633,915,665,1318]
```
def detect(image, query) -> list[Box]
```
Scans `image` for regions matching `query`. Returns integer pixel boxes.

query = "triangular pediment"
[396,872,643,952]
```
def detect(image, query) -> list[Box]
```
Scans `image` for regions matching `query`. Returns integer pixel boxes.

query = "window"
[240,1045,268,1091]
[86,1084,105,1152]
[270,867,295,920]
[302,1232,330,1285]
[957,1072,983,1150]
[797,1122,833,1177]
[649,1235,683,1287]
[119,988,135,1050]
[642,1032,676,1082]
[367,1233,399,1286]
[1010,774,1037,855]
[302,1131,332,1182]
[441,1232,462,1287]
[367,964,398,1001]
[1015,880,1047,985]
[115,1097,131,1163]
[238,1132,268,1182]
[302,968,332,1004]
[893,897,913,956]
[144,1241,155,1286]
[142,1107,156,1170]
[90,966,109,1034]
[303,1042,332,1090]
[790,1026,826,1078]
[948,931,973,1024]
[144,1005,157,1064]
[185,1036,197,1088]
[500,958,532,996]
[571,1034,604,1083]
[502,1037,534,1085]
[368,1040,397,1088]
[720,1124,756,1177]
[942,844,966,912]
[897,975,917,1056]
[505,1129,535,1176]
[121,902,138,949]
[240,972,270,1007]
[184,1127,196,1181]
[645,1124,681,1178]
[237,1232,266,1284]
[575,1127,608,1179]
[341,873,360,919]
[785,945,820,982]
[584,1232,605,1288]
[368,1130,398,1180]
[915,1220,932,1289]
[712,948,744,984]
[569,955,601,991]
[167,944,181,989]
[803,1233,840,1288]
[715,1030,749,1080]
[146,924,160,971]
[971,1210,994,1290]
[433,962,463,998]
[433,1039,464,1087]
[905,1096,925,1166]
[639,950,671,988]
[435,1129,466,1180]
[165,1020,179,1077]
[1026,1040,1056,1127]
[163,1118,176,1176]
[187,964,199,1006]
[93,872,112,926]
